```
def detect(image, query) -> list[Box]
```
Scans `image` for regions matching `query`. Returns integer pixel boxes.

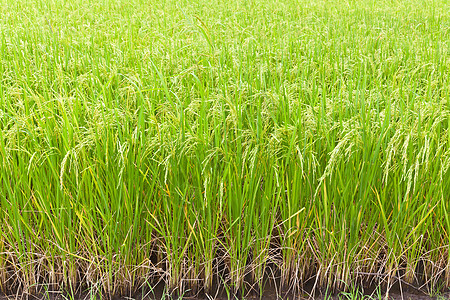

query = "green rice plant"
[0,0,449,298]
[249,154,280,295]
[186,147,224,294]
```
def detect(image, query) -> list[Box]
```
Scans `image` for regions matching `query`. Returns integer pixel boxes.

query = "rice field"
[0,0,449,298]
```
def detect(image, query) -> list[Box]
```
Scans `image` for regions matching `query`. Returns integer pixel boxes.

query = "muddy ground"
[1,284,449,300]
[1,276,449,300]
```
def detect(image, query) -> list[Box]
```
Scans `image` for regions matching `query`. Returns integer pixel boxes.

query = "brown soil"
[1,288,449,300]
[1,280,449,300]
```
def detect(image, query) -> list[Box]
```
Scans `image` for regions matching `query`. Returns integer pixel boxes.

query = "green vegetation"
[0,0,449,298]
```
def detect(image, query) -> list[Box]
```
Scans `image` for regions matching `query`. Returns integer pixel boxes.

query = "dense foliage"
[0,0,449,297]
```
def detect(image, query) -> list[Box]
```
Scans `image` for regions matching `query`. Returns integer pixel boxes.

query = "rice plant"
[0,0,449,298]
